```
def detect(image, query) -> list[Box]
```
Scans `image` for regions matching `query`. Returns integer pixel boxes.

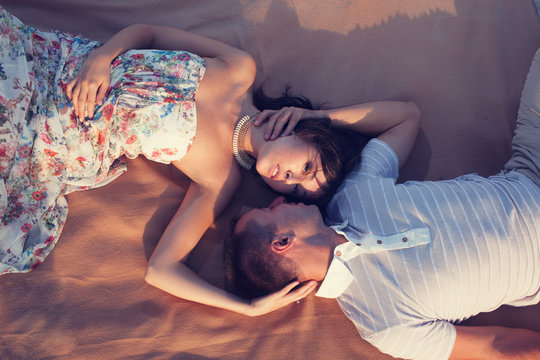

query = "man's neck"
[322,229,348,275]
[327,225,348,247]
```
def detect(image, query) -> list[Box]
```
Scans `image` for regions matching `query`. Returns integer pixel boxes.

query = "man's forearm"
[451,325,540,360]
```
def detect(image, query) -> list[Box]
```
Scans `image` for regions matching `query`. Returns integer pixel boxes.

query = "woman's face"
[255,134,328,199]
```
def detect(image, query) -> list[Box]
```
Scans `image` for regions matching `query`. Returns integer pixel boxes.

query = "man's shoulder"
[341,138,400,184]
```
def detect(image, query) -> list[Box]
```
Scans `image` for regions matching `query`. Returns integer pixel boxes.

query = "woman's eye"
[303,162,312,174]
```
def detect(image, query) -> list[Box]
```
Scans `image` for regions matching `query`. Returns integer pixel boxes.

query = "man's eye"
[292,184,299,194]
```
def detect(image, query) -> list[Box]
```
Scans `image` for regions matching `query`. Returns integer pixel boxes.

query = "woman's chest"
[173,108,237,186]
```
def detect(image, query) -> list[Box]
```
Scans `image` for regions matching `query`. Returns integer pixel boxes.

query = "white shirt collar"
[316,223,432,298]
[315,241,355,298]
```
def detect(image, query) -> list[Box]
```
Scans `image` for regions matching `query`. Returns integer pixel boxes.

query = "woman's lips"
[270,164,280,179]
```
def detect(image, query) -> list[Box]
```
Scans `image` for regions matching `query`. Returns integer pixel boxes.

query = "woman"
[0,7,419,315]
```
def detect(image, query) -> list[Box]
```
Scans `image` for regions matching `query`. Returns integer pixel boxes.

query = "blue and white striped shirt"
[317,139,540,360]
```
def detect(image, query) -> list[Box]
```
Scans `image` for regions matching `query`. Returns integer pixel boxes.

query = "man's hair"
[252,87,368,202]
[224,218,301,298]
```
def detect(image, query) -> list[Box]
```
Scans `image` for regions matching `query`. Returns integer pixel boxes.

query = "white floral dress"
[0,7,206,274]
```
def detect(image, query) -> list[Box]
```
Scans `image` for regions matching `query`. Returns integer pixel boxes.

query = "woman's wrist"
[89,46,117,64]
[235,298,256,316]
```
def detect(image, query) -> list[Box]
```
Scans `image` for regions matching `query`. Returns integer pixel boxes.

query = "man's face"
[234,196,325,239]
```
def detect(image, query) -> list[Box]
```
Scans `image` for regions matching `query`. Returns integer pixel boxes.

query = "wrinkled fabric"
[0,7,205,274]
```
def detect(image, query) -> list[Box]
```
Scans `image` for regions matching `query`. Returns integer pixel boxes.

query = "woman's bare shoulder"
[203,51,256,90]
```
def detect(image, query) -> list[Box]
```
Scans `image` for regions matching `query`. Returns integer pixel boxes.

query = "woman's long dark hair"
[252,87,368,203]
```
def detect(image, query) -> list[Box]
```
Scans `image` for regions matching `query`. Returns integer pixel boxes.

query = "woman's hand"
[253,107,319,141]
[246,280,318,317]
[66,50,112,121]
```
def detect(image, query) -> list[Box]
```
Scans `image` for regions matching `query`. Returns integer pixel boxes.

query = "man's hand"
[246,280,318,317]
[451,325,540,360]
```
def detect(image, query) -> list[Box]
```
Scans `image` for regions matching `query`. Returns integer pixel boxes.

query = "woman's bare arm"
[66,24,254,121]
[255,101,421,169]
[144,180,316,316]
[144,181,252,313]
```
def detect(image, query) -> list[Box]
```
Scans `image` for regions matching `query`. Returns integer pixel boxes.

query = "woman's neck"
[244,117,265,159]
[236,92,264,159]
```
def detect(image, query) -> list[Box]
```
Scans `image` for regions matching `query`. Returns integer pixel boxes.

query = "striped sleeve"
[355,138,399,181]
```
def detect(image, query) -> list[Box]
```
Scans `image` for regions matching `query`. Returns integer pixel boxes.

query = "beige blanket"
[1,1,540,359]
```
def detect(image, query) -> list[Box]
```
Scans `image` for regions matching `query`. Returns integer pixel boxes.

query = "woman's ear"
[271,234,295,254]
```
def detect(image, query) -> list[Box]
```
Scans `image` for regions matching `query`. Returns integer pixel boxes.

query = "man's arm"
[450,325,540,360]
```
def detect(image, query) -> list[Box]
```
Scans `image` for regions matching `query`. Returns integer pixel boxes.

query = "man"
[227,49,540,360]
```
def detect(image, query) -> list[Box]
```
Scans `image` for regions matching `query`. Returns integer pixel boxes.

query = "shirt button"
[402,237,408,242]
[356,242,362,246]
[377,240,382,244]
[336,250,342,257]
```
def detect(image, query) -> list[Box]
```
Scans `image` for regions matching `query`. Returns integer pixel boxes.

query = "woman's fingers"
[263,111,282,140]
[255,109,292,140]
[69,80,81,119]
[282,111,303,137]
[263,108,297,140]
[96,82,109,106]
[65,79,75,100]
[248,280,317,316]
[289,280,317,300]
[256,107,309,140]
[279,280,317,304]
[85,83,98,120]
[279,281,300,294]
[265,116,279,140]
[67,77,109,121]
[77,84,89,121]
[268,110,292,140]
[275,281,317,308]
[253,110,274,126]
[65,51,112,121]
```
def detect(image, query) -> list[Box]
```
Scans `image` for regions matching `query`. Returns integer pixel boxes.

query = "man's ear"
[271,234,295,254]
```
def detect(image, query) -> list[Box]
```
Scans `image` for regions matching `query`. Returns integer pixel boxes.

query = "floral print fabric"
[0,7,205,274]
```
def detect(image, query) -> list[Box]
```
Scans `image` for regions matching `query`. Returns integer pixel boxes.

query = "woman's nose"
[284,170,294,184]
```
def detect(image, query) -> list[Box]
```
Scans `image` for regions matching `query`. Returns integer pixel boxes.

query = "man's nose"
[269,196,286,208]
[238,206,253,217]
